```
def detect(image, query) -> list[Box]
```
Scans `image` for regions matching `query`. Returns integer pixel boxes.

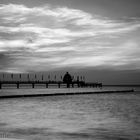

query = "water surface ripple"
[0,88,140,140]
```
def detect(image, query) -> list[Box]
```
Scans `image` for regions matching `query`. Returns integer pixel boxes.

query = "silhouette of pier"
[0,72,102,89]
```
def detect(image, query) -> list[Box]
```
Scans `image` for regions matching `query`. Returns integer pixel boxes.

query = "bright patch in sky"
[0,3,140,72]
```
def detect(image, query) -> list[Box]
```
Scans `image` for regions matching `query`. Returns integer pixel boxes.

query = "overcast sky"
[0,0,140,84]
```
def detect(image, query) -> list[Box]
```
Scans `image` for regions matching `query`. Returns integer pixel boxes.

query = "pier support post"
[17,83,19,89]
[72,83,74,88]
[58,83,60,88]
[46,83,48,88]
[77,83,80,88]
[32,83,34,88]
[66,83,70,88]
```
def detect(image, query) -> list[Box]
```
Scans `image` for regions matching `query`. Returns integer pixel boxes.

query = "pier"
[0,72,102,89]
[0,81,102,89]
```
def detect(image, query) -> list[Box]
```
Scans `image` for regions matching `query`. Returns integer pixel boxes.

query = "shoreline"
[0,89,134,99]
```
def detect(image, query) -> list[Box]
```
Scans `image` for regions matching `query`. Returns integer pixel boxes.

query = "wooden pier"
[0,81,102,89]
[0,72,102,89]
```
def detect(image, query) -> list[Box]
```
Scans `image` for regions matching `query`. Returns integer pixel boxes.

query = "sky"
[0,0,140,84]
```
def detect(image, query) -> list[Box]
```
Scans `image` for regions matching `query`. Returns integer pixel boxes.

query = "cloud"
[0,4,140,72]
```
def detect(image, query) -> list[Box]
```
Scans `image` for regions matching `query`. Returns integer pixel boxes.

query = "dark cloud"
[0,53,11,69]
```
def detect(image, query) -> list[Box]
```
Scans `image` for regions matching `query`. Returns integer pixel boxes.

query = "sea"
[0,86,140,140]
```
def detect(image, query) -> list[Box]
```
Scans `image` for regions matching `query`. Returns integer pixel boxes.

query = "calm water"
[0,87,140,140]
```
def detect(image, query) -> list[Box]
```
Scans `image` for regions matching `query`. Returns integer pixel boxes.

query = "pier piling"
[58,83,61,88]
[17,83,19,89]
[32,83,35,88]
[46,83,48,88]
